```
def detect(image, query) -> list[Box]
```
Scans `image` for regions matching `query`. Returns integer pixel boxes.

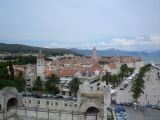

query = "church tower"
[37,50,45,80]
[92,46,97,64]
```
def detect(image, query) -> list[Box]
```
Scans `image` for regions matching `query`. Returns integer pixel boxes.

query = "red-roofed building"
[104,63,120,75]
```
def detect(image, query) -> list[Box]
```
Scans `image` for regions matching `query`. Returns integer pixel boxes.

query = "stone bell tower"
[37,50,45,80]
[92,46,97,64]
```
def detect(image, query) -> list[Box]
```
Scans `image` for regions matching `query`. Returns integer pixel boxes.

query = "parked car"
[21,91,27,96]
[55,95,63,99]
[151,105,157,109]
[114,107,126,113]
[120,87,124,90]
[42,94,48,98]
[156,106,160,110]
[124,102,133,107]
[47,94,53,98]
[132,102,137,107]
[145,104,151,108]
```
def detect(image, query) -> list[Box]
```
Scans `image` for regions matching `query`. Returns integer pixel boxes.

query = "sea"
[142,55,160,64]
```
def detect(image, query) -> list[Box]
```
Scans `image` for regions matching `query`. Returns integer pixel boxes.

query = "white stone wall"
[6,107,100,120]
[22,97,78,112]
[0,90,4,111]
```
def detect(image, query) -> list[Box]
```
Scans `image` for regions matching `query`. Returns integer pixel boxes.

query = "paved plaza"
[114,67,160,105]
[125,107,160,120]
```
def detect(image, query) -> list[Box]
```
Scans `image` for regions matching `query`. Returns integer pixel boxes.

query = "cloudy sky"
[0,0,160,51]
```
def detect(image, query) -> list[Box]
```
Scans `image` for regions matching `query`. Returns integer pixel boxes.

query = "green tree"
[131,64,151,102]
[14,77,26,91]
[131,79,144,102]
[68,77,81,96]
[33,76,43,91]
[120,64,128,76]
[110,75,119,88]
[0,79,16,90]
[45,74,59,94]
[0,61,11,80]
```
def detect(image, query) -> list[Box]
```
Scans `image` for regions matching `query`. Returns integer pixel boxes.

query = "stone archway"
[0,87,21,112]
[7,98,18,110]
[86,107,99,114]
[85,107,100,120]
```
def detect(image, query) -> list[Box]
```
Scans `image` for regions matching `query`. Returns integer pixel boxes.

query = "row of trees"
[102,64,134,88]
[131,64,151,102]
[33,75,81,96]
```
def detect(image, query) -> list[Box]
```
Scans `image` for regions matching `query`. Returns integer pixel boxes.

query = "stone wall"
[22,97,78,112]
[3,107,102,120]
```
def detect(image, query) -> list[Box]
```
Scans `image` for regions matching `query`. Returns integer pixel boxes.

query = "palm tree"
[68,77,81,96]
[101,72,111,85]
[131,80,144,102]
[45,74,59,94]
[33,76,43,91]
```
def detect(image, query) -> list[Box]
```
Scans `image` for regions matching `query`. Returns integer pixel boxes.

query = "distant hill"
[71,48,160,64]
[0,43,82,56]
[71,48,149,56]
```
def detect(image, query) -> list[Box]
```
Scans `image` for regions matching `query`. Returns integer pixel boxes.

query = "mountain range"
[0,43,159,63]
[71,48,160,64]
[71,48,160,56]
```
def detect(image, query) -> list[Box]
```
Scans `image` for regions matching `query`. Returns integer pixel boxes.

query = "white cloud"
[151,36,160,45]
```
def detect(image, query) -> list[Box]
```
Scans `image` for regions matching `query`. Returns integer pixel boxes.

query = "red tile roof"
[107,63,116,69]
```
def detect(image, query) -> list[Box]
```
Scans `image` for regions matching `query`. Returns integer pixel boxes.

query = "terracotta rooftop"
[107,63,117,69]
[59,68,78,77]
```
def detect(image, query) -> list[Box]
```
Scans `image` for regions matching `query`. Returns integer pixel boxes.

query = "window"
[64,103,68,107]
[29,100,31,103]
[46,101,49,105]
[74,104,77,107]
[51,103,53,105]
[38,100,40,104]
[55,102,58,106]
[62,91,65,95]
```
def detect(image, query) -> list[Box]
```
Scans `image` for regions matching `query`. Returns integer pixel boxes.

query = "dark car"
[114,107,126,113]
[157,106,160,110]
[145,104,151,108]
[120,87,124,90]
[124,102,133,107]
[55,95,63,99]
